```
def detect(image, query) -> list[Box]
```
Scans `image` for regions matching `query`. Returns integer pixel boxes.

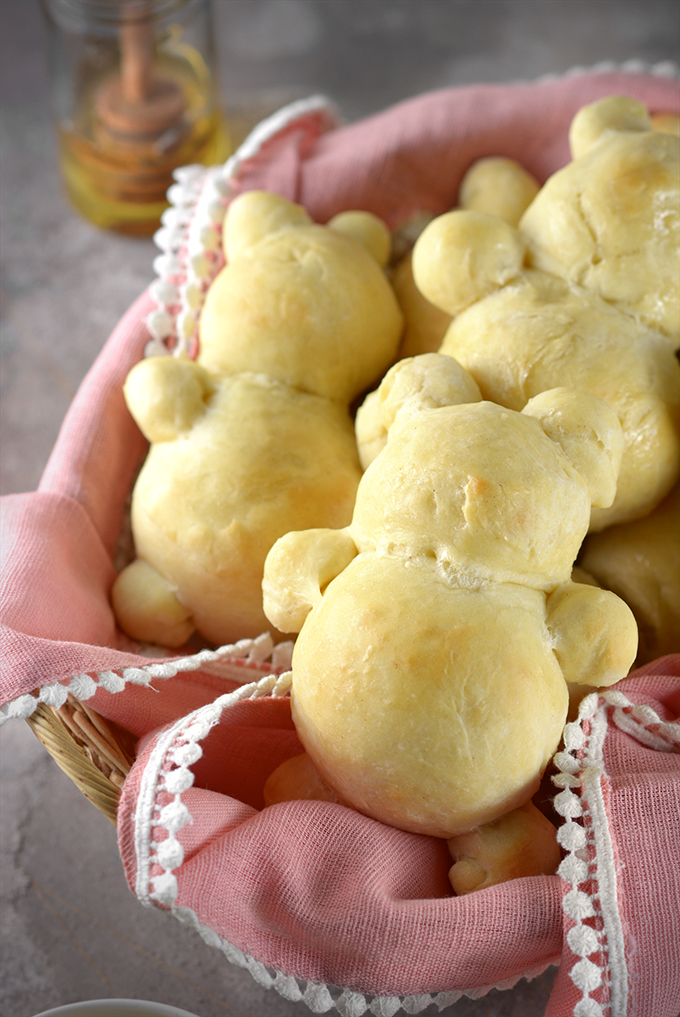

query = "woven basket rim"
[26,695,135,824]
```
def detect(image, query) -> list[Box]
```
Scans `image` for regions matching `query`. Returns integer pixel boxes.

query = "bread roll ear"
[412,209,526,316]
[569,95,652,159]
[263,528,358,634]
[355,354,481,467]
[522,388,624,508]
[223,190,311,259]
[327,210,392,267]
[458,156,540,227]
[355,389,386,471]
[380,354,482,430]
[123,356,212,442]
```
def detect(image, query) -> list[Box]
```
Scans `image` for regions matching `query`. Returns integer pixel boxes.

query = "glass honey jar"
[40,0,231,235]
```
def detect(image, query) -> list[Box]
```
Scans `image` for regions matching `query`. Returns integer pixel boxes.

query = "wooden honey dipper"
[90,1,190,203]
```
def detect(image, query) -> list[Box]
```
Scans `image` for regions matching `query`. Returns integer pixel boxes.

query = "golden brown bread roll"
[263,356,637,845]
[112,191,404,647]
[263,752,342,807]
[447,801,561,895]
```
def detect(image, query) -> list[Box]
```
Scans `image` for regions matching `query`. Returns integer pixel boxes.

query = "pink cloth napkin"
[2,70,679,1014]
[115,660,679,1013]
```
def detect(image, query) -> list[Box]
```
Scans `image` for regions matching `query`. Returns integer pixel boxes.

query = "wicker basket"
[26,695,135,825]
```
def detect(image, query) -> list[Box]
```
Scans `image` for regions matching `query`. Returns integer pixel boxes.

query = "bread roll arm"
[123,356,212,443]
[547,581,638,688]
[263,528,358,634]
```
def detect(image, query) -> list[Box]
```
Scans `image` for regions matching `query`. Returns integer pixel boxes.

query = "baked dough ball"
[112,191,403,647]
[447,801,561,895]
[458,155,540,228]
[579,482,680,665]
[263,355,637,849]
[263,752,341,807]
[355,350,482,469]
[412,96,680,531]
[434,266,680,531]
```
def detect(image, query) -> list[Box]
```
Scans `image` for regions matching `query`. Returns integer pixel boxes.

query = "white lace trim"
[144,94,339,359]
[552,688,680,1017]
[132,670,558,1013]
[537,58,679,81]
[134,669,294,908]
[603,688,680,750]
[0,632,293,727]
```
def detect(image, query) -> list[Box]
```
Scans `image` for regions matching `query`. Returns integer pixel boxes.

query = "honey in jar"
[41,0,231,235]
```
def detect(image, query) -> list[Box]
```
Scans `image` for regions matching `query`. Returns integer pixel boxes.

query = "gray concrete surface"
[1,1,678,1015]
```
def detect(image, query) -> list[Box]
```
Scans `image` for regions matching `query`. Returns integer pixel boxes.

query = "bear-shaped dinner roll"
[263,355,638,850]
[111,191,404,648]
[411,96,680,531]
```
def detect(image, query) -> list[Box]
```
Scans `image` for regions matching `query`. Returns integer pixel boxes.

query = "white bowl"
[30,999,202,1017]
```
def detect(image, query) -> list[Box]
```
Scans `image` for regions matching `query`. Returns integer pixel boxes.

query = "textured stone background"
[1,2,678,1015]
